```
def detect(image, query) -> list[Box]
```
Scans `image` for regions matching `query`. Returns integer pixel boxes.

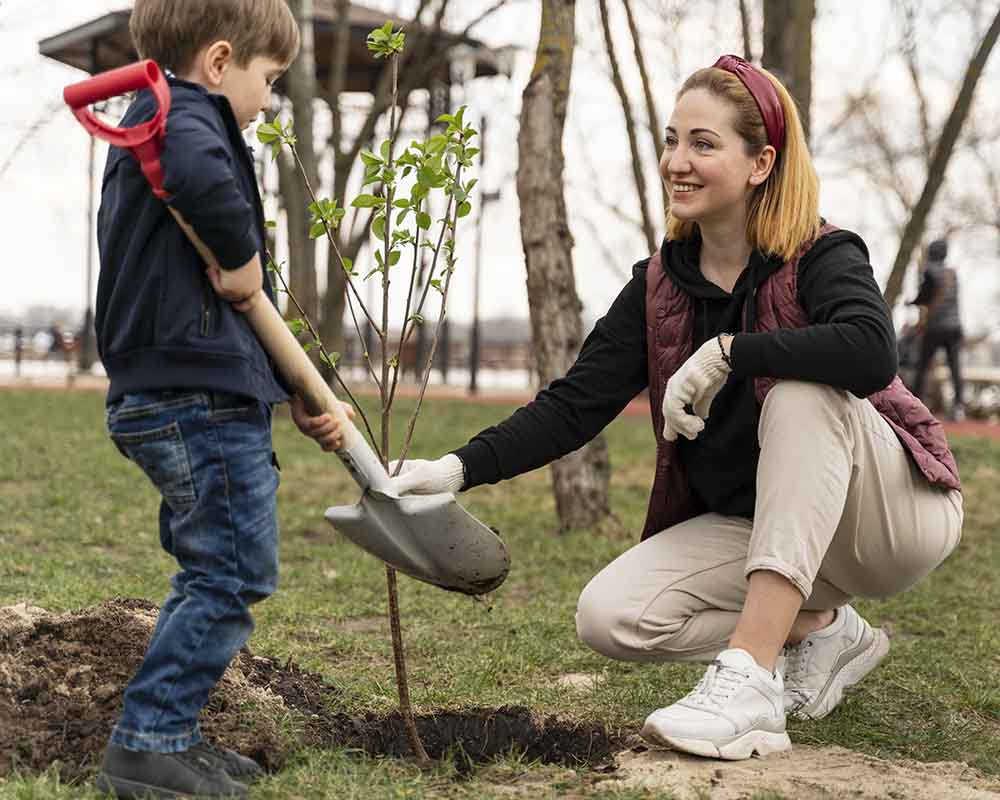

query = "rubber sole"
[95,771,247,799]
[640,719,792,760]
[792,626,890,720]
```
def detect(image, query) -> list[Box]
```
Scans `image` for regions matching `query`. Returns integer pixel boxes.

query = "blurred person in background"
[910,238,965,421]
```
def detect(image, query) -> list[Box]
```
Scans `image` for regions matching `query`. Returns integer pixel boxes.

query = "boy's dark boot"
[95,744,249,799]
[188,741,264,783]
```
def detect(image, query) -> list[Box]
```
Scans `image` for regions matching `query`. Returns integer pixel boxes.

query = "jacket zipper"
[200,279,214,336]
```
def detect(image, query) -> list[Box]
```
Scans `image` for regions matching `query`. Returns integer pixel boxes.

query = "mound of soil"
[0,599,619,781]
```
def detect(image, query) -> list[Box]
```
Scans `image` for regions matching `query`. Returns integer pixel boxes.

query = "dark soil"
[0,598,620,782]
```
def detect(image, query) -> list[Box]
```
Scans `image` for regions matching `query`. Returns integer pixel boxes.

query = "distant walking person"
[911,238,965,420]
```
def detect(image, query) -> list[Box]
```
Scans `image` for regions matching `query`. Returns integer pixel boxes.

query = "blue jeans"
[106,390,279,752]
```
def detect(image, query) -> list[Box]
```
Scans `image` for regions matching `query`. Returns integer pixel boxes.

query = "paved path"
[3,374,998,441]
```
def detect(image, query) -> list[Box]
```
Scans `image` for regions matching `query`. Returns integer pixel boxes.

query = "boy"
[94,1,350,797]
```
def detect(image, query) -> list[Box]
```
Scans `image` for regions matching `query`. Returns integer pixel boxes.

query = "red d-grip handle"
[64,60,171,198]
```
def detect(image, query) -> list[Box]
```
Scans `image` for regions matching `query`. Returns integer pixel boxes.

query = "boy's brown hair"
[130,0,300,75]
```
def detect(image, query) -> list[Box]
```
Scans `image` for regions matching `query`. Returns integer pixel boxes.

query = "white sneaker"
[783,605,890,720]
[640,648,791,760]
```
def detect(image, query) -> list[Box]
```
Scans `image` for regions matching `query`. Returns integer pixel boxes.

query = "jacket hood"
[658,234,785,332]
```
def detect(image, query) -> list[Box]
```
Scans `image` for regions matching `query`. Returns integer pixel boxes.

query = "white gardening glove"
[386,454,465,496]
[661,337,732,441]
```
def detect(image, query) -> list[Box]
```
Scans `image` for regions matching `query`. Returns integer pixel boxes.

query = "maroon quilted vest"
[642,226,961,540]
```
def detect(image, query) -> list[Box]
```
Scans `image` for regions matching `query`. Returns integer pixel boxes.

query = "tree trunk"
[738,0,753,61]
[882,6,1000,309]
[517,0,612,532]
[283,0,319,322]
[762,0,814,142]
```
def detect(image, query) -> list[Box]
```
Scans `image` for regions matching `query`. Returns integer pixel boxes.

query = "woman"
[388,55,962,761]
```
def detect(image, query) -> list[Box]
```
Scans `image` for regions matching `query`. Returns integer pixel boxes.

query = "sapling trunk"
[256,21,481,762]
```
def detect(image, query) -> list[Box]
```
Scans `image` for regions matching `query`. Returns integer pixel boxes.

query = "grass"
[0,388,997,798]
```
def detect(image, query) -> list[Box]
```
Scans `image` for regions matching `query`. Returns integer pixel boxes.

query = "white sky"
[1,0,999,335]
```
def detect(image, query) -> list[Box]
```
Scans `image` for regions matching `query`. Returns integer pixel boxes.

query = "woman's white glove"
[661,337,732,441]
[386,453,465,496]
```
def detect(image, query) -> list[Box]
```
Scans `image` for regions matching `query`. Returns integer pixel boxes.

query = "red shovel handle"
[64,60,171,197]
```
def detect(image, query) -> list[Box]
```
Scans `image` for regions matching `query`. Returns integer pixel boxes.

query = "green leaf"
[342,257,353,272]
[319,350,340,367]
[408,313,424,324]
[309,221,326,239]
[416,211,432,230]
[302,342,314,353]
[430,278,443,293]
[392,198,410,209]
[380,139,391,161]
[352,193,381,208]
[388,250,401,266]
[360,150,381,166]
[265,219,277,229]
[287,318,306,335]
[417,167,435,187]
[372,215,386,240]
[435,113,455,125]
[456,201,472,218]
[395,208,411,225]
[427,134,448,155]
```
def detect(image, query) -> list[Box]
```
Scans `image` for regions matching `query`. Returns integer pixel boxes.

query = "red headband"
[712,54,785,151]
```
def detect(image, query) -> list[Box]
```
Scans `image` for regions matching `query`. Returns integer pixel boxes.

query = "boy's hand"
[207,253,263,311]
[290,394,355,452]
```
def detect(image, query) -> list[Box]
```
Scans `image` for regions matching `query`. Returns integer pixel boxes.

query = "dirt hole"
[0,599,620,781]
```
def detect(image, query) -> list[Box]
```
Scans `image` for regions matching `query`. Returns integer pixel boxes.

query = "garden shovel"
[63,60,509,595]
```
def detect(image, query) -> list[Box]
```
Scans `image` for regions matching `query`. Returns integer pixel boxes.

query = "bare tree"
[598,0,657,253]
[882,5,1000,307]
[762,0,814,141]
[518,0,613,532]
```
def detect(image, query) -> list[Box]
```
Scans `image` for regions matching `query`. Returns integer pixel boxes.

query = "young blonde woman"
[388,55,962,760]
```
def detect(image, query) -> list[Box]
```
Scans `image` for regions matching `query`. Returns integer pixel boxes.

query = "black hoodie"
[455,228,897,519]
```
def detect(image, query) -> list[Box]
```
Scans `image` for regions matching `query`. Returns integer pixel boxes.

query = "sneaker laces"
[782,639,814,709]
[683,660,749,709]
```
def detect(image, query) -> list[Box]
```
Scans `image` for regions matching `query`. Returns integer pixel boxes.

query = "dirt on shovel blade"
[0,598,619,781]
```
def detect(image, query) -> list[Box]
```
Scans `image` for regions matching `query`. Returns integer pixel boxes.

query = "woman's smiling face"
[660,88,767,230]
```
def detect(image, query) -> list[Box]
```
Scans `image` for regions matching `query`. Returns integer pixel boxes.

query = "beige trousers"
[576,380,963,663]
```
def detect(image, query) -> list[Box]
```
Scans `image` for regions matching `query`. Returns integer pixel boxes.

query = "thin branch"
[598,0,656,252]
[622,0,669,218]
[396,164,465,466]
[288,144,383,336]
[900,0,934,162]
[266,252,381,451]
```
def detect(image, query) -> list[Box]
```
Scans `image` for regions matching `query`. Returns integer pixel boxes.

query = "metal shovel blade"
[325,490,510,595]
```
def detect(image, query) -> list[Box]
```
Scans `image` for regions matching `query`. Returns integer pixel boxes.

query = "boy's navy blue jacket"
[96,76,288,404]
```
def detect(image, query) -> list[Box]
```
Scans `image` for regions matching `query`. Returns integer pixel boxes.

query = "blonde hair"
[130,0,300,75]
[665,65,820,261]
